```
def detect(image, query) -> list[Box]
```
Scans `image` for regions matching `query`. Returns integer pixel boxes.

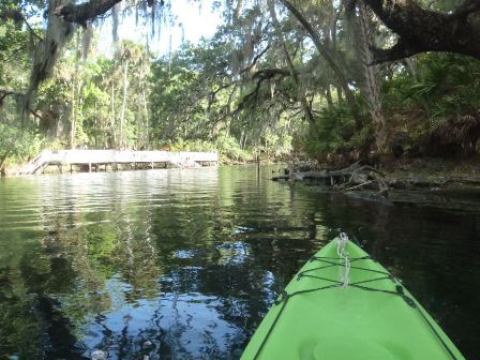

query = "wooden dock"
[21,150,219,175]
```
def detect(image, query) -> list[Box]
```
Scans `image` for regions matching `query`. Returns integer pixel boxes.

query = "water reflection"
[0,166,478,359]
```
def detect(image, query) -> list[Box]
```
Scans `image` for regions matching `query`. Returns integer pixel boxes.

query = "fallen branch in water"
[273,161,389,197]
[344,180,374,192]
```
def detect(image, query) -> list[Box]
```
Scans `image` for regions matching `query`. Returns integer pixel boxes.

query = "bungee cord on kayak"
[337,233,351,288]
[246,238,461,360]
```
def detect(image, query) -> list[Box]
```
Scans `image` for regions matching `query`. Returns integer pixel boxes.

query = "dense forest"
[1,0,480,172]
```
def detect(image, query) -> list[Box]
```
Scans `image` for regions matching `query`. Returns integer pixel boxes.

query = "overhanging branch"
[239,45,270,75]
[453,0,480,18]
[363,0,480,63]
[252,68,291,79]
[369,40,421,64]
[0,88,25,107]
[55,0,123,25]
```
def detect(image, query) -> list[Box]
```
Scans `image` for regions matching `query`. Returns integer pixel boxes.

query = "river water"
[0,166,478,359]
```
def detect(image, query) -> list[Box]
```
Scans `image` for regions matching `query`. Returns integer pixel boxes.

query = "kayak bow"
[241,238,464,360]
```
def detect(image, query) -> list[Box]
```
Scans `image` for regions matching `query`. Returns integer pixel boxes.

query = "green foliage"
[381,54,480,156]
[2,0,480,167]
[384,54,480,118]
[149,36,300,161]
[166,138,216,152]
[0,122,43,165]
[0,18,30,89]
[215,133,254,162]
[303,104,356,156]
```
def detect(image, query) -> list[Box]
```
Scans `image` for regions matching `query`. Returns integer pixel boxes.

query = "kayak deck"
[241,239,464,360]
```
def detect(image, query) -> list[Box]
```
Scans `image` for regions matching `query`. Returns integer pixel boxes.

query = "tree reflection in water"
[0,167,478,359]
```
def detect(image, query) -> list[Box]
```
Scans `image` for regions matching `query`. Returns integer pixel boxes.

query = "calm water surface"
[0,166,478,359]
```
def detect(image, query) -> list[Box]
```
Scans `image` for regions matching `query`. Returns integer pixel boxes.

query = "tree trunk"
[336,86,344,103]
[404,58,419,81]
[71,85,76,149]
[110,83,116,148]
[239,130,245,150]
[70,34,81,149]
[356,2,387,152]
[0,150,11,171]
[143,90,149,149]
[119,58,129,149]
[325,87,333,107]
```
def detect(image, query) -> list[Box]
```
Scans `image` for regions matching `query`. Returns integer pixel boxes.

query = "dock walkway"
[21,149,219,175]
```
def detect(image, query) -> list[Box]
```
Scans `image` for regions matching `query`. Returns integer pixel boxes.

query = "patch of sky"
[97,0,224,57]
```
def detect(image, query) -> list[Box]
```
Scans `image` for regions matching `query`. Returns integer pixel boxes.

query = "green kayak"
[241,237,464,360]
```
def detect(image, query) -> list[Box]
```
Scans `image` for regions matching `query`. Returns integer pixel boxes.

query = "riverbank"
[383,157,480,191]
[4,151,479,195]
[273,157,480,195]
